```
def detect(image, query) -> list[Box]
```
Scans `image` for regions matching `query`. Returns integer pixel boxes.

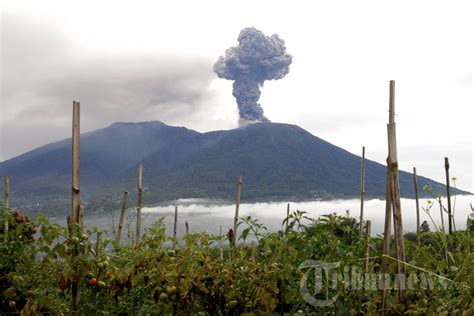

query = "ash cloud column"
[214,27,293,123]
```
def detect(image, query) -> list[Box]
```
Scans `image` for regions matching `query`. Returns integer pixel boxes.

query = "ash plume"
[214,27,293,122]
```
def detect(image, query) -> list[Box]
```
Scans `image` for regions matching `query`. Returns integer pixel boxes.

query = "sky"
[1,0,473,192]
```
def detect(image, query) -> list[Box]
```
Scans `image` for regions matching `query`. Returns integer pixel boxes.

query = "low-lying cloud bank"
[142,195,474,235]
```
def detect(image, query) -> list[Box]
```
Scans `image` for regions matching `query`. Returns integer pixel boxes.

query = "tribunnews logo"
[298,260,453,308]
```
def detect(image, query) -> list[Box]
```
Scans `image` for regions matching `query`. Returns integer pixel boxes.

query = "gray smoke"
[214,27,293,122]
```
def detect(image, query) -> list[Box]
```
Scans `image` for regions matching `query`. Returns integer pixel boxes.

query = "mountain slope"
[143,123,459,203]
[0,121,225,214]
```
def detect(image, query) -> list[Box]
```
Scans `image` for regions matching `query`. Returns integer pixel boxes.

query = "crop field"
[1,204,474,315]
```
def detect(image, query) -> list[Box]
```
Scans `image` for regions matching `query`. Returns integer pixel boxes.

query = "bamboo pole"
[116,191,128,244]
[359,146,366,235]
[3,176,10,242]
[413,167,420,243]
[233,176,243,240]
[71,101,81,315]
[136,164,143,244]
[386,80,406,301]
[172,206,178,250]
[286,203,290,233]
[364,220,371,273]
[382,162,392,258]
[185,221,189,235]
[444,157,453,235]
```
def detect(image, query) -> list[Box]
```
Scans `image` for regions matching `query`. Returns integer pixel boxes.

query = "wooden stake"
[466,216,471,253]
[3,176,10,242]
[66,215,75,237]
[185,221,189,235]
[173,206,178,250]
[413,167,420,244]
[3,176,9,210]
[136,164,143,244]
[71,101,81,227]
[444,157,453,235]
[233,176,243,240]
[386,80,406,301]
[71,101,81,315]
[71,278,80,316]
[364,220,371,273]
[359,146,366,235]
[219,225,224,260]
[116,191,128,244]
[286,203,290,234]
[228,229,235,261]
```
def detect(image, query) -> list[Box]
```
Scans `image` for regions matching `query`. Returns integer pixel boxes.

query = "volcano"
[0,121,469,216]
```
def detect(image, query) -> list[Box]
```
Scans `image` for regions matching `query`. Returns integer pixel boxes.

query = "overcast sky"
[1,0,473,192]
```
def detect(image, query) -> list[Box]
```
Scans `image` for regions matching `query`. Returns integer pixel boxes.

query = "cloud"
[0,13,217,160]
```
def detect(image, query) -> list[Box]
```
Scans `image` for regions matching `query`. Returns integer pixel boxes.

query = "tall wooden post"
[71,101,81,315]
[413,167,420,242]
[233,176,243,240]
[359,146,366,235]
[116,191,128,244]
[71,101,81,226]
[136,164,143,244]
[444,157,453,235]
[3,176,10,242]
[387,80,406,301]
[172,206,178,250]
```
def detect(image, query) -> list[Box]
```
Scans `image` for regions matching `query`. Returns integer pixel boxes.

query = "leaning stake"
[233,176,243,240]
[116,191,129,245]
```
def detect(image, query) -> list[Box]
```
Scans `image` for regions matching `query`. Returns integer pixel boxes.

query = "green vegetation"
[1,204,474,315]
